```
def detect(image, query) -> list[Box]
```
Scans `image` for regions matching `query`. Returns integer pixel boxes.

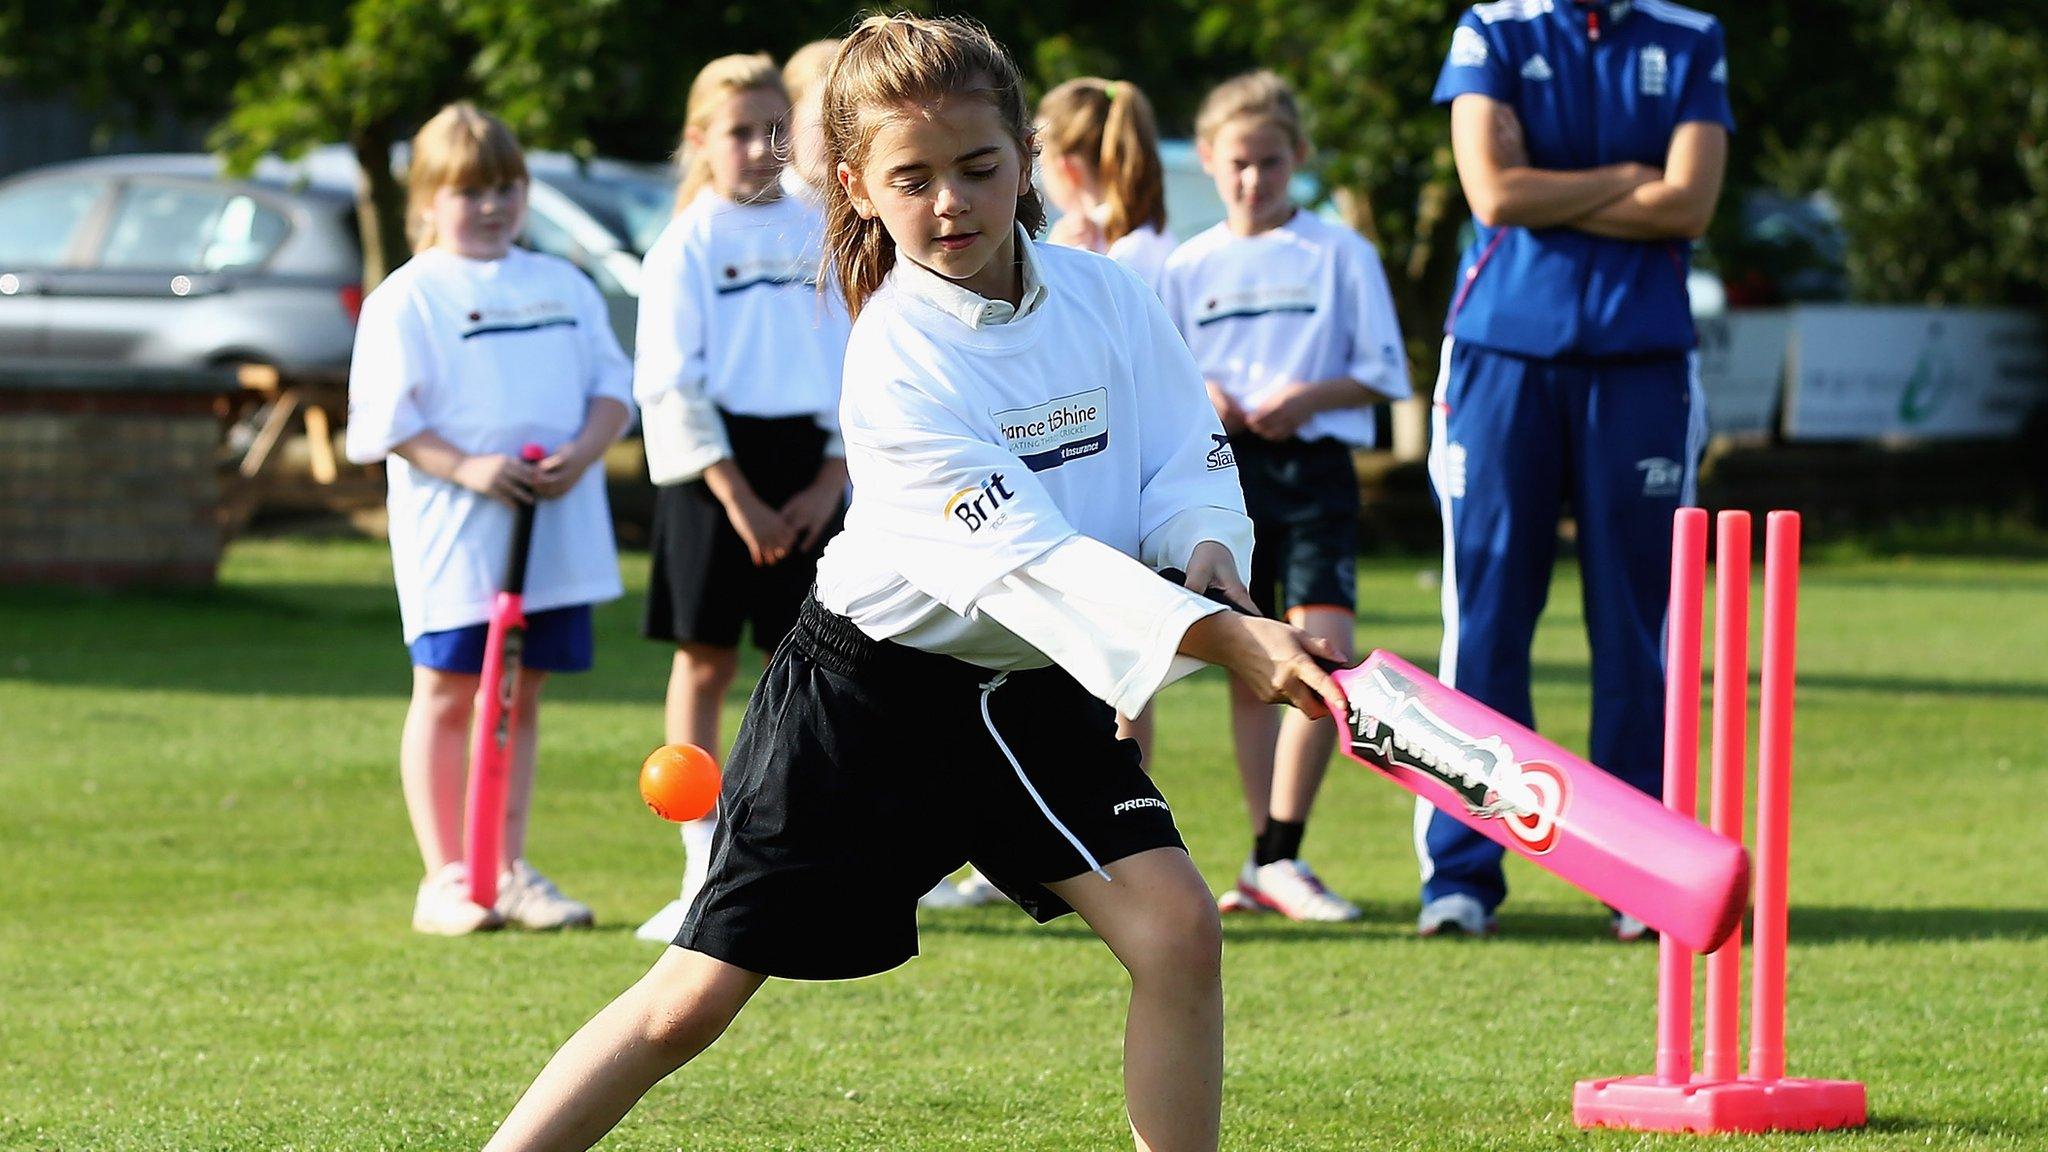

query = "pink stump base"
[1573,1075,1867,1134]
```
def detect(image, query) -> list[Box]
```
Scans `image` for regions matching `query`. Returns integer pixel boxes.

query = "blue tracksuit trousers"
[1420,338,1705,913]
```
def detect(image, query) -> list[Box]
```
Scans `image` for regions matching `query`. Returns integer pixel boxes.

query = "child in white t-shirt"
[345,103,633,936]
[481,19,1347,1152]
[631,53,851,943]
[1160,70,1411,925]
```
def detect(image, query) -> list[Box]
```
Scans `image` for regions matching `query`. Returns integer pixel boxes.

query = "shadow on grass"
[0,582,754,704]
[1485,904,2048,946]
[1528,660,2048,702]
[1866,1113,2047,1142]
[919,904,2047,948]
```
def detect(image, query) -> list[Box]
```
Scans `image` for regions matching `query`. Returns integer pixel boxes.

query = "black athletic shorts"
[1232,433,1359,617]
[643,412,845,651]
[673,596,1186,980]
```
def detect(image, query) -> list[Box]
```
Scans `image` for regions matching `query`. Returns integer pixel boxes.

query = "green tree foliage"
[212,0,628,286]
[0,1,329,135]
[1192,0,1463,372]
[1820,3,2048,306]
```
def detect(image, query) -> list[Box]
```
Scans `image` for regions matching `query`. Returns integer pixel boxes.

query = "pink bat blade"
[1333,651,1748,954]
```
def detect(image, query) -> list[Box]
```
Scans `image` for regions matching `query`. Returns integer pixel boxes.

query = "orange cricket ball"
[639,743,721,823]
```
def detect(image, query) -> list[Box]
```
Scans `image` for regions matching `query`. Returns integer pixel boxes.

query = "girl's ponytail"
[1037,78,1166,248]
[1096,81,1166,245]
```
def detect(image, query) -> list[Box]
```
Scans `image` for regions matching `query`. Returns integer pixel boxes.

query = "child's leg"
[483,947,765,1152]
[666,642,739,896]
[1265,607,1357,827]
[1049,848,1223,1152]
[664,641,738,751]
[399,666,480,872]
[1227,677,1280,831]
[502,669,550,867]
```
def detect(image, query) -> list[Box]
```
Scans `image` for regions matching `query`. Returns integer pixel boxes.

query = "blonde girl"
[1158,70,1411,923]
[344,103,634,935]
[630,54,852,944]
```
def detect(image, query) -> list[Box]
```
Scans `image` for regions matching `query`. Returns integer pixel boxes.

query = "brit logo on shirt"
[944,471,1018,534]
[1639,45,1669,97]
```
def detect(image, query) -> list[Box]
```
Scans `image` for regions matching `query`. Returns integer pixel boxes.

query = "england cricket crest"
[1344,663,1570,853]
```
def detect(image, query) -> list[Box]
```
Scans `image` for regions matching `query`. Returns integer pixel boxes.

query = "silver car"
[0,149,673,370]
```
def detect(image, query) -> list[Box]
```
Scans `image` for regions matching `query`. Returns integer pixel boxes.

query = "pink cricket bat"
[464,443,548,910]
[1331,651,1749,953]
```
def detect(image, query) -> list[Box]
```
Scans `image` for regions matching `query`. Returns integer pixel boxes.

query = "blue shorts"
[408,604,596,674]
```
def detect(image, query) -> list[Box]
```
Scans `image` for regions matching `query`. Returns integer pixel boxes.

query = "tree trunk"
[351,128,409,292]
[1333,172,1470,460]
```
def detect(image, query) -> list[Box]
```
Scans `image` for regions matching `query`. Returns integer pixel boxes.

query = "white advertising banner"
[1695,311,1792,437]
[1784,307,2048,441]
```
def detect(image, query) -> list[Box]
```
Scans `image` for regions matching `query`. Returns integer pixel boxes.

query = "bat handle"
[505,443,546,595]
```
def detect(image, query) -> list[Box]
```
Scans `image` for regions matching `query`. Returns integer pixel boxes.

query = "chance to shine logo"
[1344,663,1569,853]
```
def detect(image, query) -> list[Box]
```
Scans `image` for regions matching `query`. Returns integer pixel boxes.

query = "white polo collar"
[891,224,1047,329]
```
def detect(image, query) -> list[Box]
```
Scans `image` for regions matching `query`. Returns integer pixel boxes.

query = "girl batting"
[483,19,1345,1152]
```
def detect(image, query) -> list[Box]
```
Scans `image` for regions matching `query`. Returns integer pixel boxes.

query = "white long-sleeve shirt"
[1160,210,1411,447]
[633,192,849,484]
[814,231,1253,716]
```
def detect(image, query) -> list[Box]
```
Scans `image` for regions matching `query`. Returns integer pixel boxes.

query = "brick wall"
[0,374,236,588]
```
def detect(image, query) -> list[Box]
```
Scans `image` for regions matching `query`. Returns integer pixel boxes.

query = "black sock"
[1253,818,1306,866]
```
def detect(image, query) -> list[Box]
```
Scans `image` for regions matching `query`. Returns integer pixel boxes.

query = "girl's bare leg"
[1050,848,1224,1152]
[483,947,765,1152]
[400,667,478,872]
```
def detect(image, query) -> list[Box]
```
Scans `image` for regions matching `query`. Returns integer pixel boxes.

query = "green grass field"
[3,536,2044,1150]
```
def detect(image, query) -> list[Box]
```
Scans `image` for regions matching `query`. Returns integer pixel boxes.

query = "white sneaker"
[952,869,1009,907]
[1217,858,1268,914]
[1417,893,1496,938]
[635,897,692,944]
[637,831,713,944]
[1244,858,1363,922]
[917,877,982,909]
[1612,912,1656,942]
[413,862,503,936]
[494,860,594,930]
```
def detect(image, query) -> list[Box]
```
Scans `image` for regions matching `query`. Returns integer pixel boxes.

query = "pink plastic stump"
[1572,1074,1868,1134]
[1573,511,1867,1134]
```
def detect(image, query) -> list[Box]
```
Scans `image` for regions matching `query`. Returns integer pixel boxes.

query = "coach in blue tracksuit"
[1418,0,1733,939]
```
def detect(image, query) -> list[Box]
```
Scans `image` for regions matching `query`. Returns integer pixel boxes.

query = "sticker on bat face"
[1343,663,1570,854]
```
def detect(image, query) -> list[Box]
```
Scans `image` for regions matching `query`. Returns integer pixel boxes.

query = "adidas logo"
[1520,54,1554,81]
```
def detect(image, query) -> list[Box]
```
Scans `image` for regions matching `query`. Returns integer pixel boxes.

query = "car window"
[0,177,107,266]
[99,183,230,270]
[201,194,291,270]
[546,174,674,256]
[522,210,623,294]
